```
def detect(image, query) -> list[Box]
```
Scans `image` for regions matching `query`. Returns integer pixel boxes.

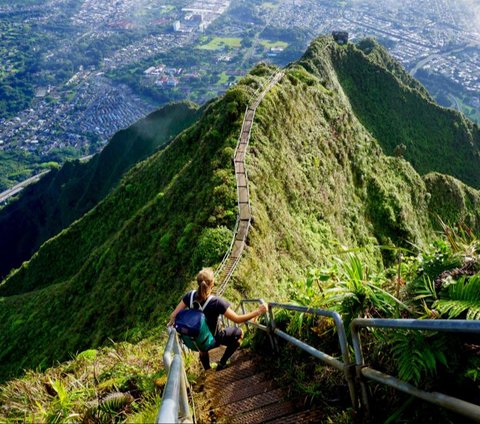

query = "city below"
[0,0,478,190]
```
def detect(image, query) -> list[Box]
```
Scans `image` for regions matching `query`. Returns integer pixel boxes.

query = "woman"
[168,268,268,370]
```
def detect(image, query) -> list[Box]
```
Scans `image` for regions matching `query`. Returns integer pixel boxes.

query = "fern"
[433,274,480,319]
[389,330,447,385]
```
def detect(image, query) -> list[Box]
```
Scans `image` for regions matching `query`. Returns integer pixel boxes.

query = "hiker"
[168,268,268,370]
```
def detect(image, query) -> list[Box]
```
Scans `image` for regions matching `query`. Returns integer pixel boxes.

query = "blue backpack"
[174,291,216,352]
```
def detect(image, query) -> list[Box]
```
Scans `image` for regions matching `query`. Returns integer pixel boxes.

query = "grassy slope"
[0,76,266,381]
[330,38,480,189]
[0,102,200,284]
[233,39,435,297]
[2,38,480,385]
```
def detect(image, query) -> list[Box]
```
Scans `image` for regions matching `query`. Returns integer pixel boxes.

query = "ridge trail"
[193,71,325,423]
[215,71,284,296]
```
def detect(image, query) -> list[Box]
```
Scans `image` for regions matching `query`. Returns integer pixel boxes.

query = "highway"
[0,155,94,204]
[0,171,50,204]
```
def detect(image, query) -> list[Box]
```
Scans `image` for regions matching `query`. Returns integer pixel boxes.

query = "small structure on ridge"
[332,31,349,45]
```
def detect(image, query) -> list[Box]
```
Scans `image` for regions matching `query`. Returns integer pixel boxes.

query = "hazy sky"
[458,0,480,31]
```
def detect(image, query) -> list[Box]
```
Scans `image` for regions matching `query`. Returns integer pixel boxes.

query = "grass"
[261,2,278,9]
[159,5,175,14]
[0,336,169,423]
[259,40,289,49]
[217,72,229,85]
[197,37,242,51]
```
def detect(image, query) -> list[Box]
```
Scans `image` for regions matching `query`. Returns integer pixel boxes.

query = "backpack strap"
[200,295,213,311]
[190,291,213,311]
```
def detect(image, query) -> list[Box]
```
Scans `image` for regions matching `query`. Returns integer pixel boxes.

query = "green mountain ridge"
[330,38,480,189]
[1,36,480,383]
[0,102,199,284]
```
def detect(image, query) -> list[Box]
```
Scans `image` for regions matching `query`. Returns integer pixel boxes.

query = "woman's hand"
[258,302,268,315]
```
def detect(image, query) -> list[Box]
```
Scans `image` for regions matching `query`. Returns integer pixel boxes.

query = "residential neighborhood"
[0,0,478,173]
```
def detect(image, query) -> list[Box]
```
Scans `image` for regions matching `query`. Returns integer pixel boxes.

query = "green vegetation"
[328,38,480,189]
[0,102,200,283]
[0,149,80,192]
[1,36,480,422]
[0,337,171,423]
[197,37,242,51]
[0,22,39,118]
[0,70,269,382]
[266,225,480,422]
[261,2,278,9]
[217,71,229,85]
[259,40,289,49]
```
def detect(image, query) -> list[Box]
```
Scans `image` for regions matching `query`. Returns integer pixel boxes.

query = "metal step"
[228,400,296,424]
[217,387,285,418]
[211,372,273,407]
[266,408,325,423]
[205,359,258,388]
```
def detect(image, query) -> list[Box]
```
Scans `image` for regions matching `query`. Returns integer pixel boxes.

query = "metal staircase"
[195,347,323,424]
[215,72,284,296]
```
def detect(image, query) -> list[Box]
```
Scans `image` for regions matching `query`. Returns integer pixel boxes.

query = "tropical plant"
[433,274,480,320]
[388,330,448,385]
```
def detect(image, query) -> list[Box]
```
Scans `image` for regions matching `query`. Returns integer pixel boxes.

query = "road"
[0,171,50,204]
[409,44,475,77]
[0,155,94,204]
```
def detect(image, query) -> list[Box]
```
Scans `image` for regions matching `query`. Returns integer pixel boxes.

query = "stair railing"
[241,299,480,421]
[157,328,193,423]
[240,300,358,412]
[351,318,480,422]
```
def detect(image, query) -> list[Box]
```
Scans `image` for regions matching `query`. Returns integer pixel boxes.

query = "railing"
[241,299,480,422]
[215,71,284,296]
[351,318,480,422]
[240,300,358,411]
[157,328,193,423]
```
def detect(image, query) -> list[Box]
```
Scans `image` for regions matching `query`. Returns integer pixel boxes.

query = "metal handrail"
[157,328,192,423]
[240,300,358,411]
[241,300,480,421]
[351,318,480,422]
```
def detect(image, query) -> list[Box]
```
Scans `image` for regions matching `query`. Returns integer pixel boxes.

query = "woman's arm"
[168,300,187,326]
[224,303,268,324]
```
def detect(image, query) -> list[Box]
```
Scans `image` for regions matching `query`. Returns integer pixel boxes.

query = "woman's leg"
[199,351,211,370]
[216,327,243,367]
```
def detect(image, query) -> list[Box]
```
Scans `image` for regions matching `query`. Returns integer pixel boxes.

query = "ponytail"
[198,280,210,302]
[196,268,215,302]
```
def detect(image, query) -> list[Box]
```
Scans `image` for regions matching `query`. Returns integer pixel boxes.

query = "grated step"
[265,408,325,423]
[205,359,258,388]
[217,387,286,418]
[228,400,295,424]
[211,373,273,407]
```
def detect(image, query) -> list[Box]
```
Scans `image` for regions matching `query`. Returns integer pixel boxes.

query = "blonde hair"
[196,268,215,302]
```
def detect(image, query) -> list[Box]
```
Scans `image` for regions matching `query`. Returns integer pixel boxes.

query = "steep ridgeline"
[1,38,480,383]
[230,37,480,296]
[330,38,480,189]
[0,71,269,381]
[0,102,199,284]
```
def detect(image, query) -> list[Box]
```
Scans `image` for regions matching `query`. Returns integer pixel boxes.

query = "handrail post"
[350,320,370,418]
[267,303,279,353]
[330,311,359,416]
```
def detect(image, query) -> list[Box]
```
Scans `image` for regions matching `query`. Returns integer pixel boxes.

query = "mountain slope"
[0,102,199,283]
[330,38,480,189]
[1,37,480,383]
[0,76,256,381]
